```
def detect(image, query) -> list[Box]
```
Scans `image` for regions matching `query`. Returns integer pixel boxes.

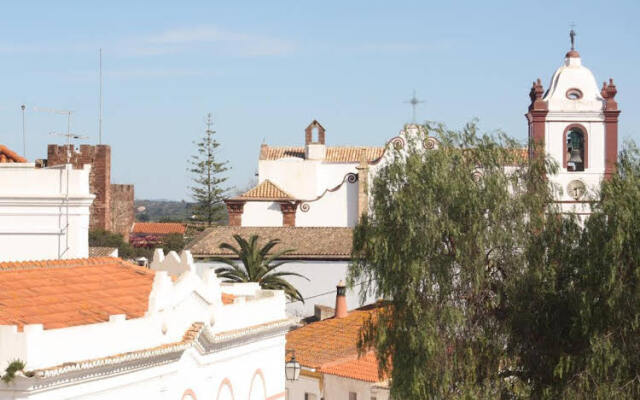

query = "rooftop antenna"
[20,105,26,159]
[35,106,87,259]
[98,48,103,144]
[50,127,88,260]
[569,23,576,50]
[404,90,424,124]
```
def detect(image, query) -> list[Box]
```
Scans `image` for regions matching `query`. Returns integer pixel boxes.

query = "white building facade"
[228,44,619,229]
[0,148,94,261]
[0,251,290,400]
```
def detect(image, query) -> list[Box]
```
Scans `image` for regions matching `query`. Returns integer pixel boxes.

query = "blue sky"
[1,1,638,200]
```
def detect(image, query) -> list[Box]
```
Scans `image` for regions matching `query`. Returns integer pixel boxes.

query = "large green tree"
[349,121,554,399]
[212,234,308,302]
[506,143,640,399]
[189,113,229,225]
[350,120,640,399]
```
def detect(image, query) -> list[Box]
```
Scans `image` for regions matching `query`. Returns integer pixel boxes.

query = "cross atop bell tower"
[569,25,576,51]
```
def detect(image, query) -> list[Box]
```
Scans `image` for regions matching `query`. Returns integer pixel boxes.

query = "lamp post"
[285,349,301,382]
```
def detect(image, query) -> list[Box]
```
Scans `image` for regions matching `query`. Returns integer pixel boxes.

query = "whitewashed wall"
[243,201,283,226]
[285,373,389,400]
[0,163,94,261]
[323,374,390,400]
[198,260,376,319]
[258,158,357,200]
[296,181,359,227]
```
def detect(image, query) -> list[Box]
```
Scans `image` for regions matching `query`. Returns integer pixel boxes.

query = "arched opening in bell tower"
[566,128,585,172]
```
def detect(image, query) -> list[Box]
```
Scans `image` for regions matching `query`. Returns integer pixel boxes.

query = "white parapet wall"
[0,163,94,261]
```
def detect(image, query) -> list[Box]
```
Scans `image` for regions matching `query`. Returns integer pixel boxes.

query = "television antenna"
[49,130,88,259]
[35,106,87,259]
[20,105,26,159]
[98,48,103,144]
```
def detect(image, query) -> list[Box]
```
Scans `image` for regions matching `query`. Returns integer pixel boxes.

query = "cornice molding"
[12,319,292,392]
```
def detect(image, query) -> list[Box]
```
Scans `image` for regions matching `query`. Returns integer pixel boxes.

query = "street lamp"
[285,350,301,381]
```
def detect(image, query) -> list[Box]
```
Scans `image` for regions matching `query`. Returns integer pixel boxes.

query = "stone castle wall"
[47,144,112,231]
[111,184,134,241]
[47,144,134,238]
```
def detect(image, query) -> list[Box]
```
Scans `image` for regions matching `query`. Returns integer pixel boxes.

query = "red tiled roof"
[132,222,186,235]
[259,145,384,163]
[320,352,383,382]
[286,303,383,368]
[233,179,294,201]
[0,257,233,330]
[0,145,27,163]
[0,257,154,330]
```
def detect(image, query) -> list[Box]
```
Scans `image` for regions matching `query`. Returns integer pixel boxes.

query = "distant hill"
[134,199,194,222]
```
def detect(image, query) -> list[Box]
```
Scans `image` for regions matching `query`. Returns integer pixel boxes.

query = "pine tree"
[189,113,229,225]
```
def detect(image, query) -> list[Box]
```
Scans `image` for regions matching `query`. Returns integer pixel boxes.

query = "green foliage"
[350,120,640,399]
[1,360,26,384]
[137,213,150,222]
[506,142,640,399]
[89,229,152,259]
[349,121,553,399]
[135,199,194,222]
[163,233,185,253]
[212,234,308,302]
[189,113,230,226]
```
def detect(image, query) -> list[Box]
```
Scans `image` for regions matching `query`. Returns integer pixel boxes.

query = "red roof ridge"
[0,256,144,272]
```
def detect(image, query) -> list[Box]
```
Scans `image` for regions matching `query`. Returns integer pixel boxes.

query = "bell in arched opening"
[567,129,585,171]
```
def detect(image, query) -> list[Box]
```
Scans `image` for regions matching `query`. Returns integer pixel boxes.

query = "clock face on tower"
[567,180,586,200]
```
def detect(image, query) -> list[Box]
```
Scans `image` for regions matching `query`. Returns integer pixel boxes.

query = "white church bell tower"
[526,30,620,216]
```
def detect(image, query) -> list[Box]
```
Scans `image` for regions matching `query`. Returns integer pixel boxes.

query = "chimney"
[335,280,348,319]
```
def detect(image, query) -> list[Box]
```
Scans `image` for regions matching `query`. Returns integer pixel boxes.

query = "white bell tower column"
[526,30,620,217]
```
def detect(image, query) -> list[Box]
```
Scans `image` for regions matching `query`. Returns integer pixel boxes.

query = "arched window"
[563,125,588,172]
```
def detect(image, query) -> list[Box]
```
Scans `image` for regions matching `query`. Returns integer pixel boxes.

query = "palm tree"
[211,234,309,302]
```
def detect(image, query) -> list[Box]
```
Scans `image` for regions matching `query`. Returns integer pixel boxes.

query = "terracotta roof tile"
[260,145,384,163]
[0,145,27,163]
[187,226,353,259]
[132,222,186,235]
[285,304,382,369]
[233,179,294,201]
[0,257,231,331]
[0,257,153,330]
[320,352,383,382]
